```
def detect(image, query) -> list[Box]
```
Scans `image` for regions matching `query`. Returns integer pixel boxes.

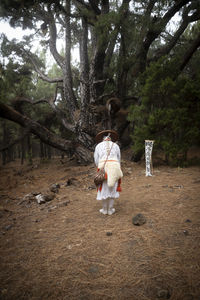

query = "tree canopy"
[0,0,200,164]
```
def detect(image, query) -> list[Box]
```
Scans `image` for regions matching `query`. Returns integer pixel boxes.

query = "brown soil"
[0,152,200,300]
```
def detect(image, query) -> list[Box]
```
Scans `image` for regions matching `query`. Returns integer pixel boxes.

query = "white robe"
[94,140,123,200]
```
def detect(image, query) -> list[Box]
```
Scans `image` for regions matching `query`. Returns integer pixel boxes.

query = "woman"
[94,130,123,215]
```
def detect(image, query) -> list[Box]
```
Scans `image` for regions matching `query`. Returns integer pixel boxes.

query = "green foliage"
[128,58,200,166]
[0,58,34,101]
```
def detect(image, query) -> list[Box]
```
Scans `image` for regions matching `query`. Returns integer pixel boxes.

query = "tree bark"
[63,0,78,119]
[27,134,33,165]
[2,121,7,165]
[20,134,25,165]
[116,0,131,99]
[79,17,90,128]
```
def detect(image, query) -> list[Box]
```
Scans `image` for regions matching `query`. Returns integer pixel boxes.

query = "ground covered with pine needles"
[0,151,200,300]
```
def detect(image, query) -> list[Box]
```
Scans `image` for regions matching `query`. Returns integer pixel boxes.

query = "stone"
[35,193,55,204]
[18,193,36,205]
[34,219,40,223]
[35,194,46,204]
[4,224,13,231]
[183,230,189,236]
[43,193,55,202]
[185,219,191,223]
[65,178,77,186]
[88,266,99,274]
[157,289,171,299]
[50,183,60,193]
[132,213,146,226]
[22,193,35,202]
[32,191,41,196]
[106,232,112,236]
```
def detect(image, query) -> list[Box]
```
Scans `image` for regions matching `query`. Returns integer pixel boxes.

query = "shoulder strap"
[103,142,113,168]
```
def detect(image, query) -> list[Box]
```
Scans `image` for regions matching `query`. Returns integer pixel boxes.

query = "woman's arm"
[94,145,99,166]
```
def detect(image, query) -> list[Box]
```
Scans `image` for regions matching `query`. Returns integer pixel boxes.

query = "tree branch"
[57,15,65,27]
[46,8,65,68]
[179,32,200,72]
[11,97,49,106]
[0,102,73,153]
[140,0,156,40]
[152,9,200,61]
[24,50,64,83]
[132,0,191,74]
[31,59,63,83]
[104,0,131,74]
[144,0,190,50]
[73,0,98,25]
[74,0,91,10]
[10,96,75,132]
[89,0,101,15]
[0,102,93,163]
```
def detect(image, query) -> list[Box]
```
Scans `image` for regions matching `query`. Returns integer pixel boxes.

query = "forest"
[0,0,200,165]
[1,2,200,300]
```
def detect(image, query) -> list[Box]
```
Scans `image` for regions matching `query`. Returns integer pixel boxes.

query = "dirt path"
[0,157,200,300]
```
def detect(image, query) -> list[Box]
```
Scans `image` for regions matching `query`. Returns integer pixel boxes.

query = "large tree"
[0,0,200,162]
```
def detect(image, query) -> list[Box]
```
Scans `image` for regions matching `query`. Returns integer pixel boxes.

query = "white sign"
[145,140,154,176]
